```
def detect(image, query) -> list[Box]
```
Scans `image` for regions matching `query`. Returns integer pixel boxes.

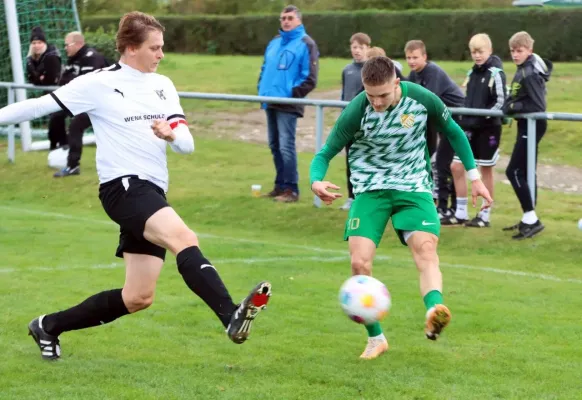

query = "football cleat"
[28,315,61,360]
[226,281,271,344]
[360,337,389,360]
[425,304,452,341]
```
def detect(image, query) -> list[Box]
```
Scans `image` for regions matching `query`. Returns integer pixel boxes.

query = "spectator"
[445,33,507,227]
[405,40,465,219]
[367,47,405,80]
[339,32,371,211]
[502,31,552,240]
[26,27,61,88]
[258,5,319,203]
[52,31,109,177]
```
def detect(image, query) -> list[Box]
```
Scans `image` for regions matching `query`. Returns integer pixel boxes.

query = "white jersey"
[50,61,187,192]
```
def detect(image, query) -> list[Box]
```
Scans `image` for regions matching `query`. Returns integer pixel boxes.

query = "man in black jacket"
[405,40,465,219]
[51,32,109,177]
[502,31,552,240]
[26,27,62,87]
[444,34,507,228]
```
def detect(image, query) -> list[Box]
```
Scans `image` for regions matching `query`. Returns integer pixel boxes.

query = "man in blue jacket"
[258,5,319,203]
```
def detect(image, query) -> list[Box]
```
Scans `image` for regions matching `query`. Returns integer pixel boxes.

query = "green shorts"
[344,190,440,247]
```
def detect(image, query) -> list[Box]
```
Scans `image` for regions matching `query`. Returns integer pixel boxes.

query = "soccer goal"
[0,0,91,152]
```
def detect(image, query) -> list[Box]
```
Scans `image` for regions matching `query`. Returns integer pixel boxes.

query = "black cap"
[30,26,46,43]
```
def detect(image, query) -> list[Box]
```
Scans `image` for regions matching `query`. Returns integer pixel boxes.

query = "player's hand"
[471,179,493,210]
[311,181,342,205]
[152,120,175,142]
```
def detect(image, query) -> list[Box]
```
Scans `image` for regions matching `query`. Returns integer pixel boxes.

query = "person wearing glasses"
[258,5,319,203]
[48,32,109,175]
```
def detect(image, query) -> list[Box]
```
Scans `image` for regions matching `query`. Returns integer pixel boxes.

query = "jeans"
[265,108,299,193]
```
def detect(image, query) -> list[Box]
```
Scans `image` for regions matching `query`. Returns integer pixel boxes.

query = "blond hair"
[509,31,534,50]
[469,33,492,52]
[404,40,426,54]
[367,46,386,58]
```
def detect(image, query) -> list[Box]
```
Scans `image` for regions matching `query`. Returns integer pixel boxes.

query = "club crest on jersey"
[400,114,415,128]
[154,89,166,100]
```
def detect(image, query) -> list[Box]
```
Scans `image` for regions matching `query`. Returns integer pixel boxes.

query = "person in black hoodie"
[405,40,465,219]
[338,32,371,211]
[502,31,552,240]
[444,33,507,228]
[26,27,62,87]
[50,32,110,176]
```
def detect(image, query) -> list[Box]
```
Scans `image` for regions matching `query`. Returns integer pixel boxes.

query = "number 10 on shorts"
[348,218,360,230]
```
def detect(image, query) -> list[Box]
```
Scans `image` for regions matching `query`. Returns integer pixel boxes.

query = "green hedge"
[82,8,582,61]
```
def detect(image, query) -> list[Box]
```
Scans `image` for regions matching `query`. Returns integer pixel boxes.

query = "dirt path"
[189,89,582,195]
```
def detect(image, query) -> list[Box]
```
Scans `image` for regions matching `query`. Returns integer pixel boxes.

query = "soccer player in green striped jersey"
[310,57,493,359]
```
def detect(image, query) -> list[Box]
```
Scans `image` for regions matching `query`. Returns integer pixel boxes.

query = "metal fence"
[2,81,581,207]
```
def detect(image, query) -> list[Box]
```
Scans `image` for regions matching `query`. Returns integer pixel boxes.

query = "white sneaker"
[339,198,354,210]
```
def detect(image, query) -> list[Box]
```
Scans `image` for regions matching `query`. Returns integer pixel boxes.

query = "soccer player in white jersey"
[310,57,493,359]
[0,12,271,360]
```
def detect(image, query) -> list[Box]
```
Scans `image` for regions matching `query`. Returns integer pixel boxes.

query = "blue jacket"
[258,25,319,117]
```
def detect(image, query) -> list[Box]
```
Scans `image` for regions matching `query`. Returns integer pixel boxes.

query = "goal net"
[0,0,87,152]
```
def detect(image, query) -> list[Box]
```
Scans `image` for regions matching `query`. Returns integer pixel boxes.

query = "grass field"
[1,137,581,399]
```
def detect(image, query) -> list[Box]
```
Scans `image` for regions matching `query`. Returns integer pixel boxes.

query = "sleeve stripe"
[491,72,505,111]
[169,119,187,130]
[49,92,73,117]
[167,113,186,121]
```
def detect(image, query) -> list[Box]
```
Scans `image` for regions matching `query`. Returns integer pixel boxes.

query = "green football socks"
[423,290,443,310]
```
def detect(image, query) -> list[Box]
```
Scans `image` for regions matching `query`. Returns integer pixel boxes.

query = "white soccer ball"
[338,275,391,325]
[578,218,582,231]
[47,147,69,170]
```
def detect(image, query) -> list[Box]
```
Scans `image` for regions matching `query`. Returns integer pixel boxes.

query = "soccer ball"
[47,147,69,170]
[338,275,391,325]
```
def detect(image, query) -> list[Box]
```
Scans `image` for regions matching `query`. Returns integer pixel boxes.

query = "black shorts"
[98,175,169,260]
[453,126,501,167]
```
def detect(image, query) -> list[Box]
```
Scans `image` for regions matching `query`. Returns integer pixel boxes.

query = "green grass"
[1,138,581,399]
[155,54,582,168]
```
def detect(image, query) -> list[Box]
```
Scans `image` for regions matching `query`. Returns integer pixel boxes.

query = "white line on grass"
[1,205,581,284]
[0,256,355,274]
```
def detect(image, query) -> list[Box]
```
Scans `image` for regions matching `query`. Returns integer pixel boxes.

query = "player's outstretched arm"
[0,95,60,125]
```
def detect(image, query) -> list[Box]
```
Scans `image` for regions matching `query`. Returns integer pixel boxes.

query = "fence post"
[313,105,324,208]
[526,117,537,206]
[7,87,15,163]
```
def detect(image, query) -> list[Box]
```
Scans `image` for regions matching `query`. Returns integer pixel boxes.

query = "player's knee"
[167,227,199,254]
[351,256,372,275]
[124,292,155,313]
[505,165,520,181]
[412,236,438,261]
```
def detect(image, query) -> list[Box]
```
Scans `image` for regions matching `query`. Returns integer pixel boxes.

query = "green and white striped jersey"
[310,81,476,194]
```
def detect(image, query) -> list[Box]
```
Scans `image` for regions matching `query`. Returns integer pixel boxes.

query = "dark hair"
[116,11,165,53]
[282,5,302,19]
[362,56,396,86]
[350,32,371,46]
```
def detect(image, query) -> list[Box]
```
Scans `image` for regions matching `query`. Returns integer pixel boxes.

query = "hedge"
[82,8,582,61]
